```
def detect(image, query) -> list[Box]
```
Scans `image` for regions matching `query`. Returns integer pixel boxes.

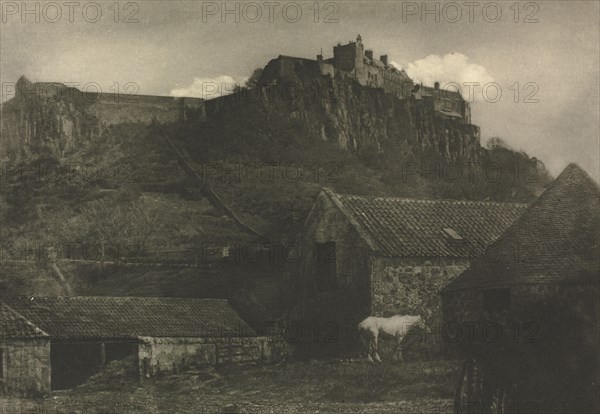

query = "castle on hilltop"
[328,34,412,97]
[261,35,471,124]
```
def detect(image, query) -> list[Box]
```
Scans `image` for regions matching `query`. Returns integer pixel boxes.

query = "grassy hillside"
[0,80,552,323]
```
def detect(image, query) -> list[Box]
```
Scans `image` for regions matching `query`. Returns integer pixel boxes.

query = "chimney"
[380,55,388,66]
[365,49,373,60]
[317,54,323,62]
[15,75,33,96]
[434,81,440,90]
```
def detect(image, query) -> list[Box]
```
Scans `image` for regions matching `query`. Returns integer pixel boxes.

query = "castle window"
[483,288,511,314]
[315,242,337,292]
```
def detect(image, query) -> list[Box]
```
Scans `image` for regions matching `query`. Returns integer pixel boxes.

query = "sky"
[1,1,598,178]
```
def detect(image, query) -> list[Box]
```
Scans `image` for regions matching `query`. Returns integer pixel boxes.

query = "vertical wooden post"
[454,359,468,413]
[99,343,106,366]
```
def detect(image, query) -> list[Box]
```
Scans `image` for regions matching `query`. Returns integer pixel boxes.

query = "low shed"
[1,296,274,394]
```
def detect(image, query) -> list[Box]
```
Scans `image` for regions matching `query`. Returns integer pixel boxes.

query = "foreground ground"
[2,359,458,413]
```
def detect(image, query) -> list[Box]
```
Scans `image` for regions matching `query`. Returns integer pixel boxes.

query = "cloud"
[392,53,494,101]
[170,75,247,99]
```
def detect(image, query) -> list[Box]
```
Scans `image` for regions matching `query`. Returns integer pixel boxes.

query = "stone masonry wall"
[442,284,599,358]
[0,339,51,396]
[0,79,205,160]
[87,93,206,126]
[371,256,470,324]
[137,336,279,377]
[297,191,373,345]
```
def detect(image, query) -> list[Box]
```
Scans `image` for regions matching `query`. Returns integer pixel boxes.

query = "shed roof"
[323,188,527,258]
[445,164,600,291]
[0,302,48,339]
[3,296,256,340]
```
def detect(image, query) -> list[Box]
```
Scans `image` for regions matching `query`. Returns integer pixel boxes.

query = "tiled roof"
[0,302,48,339]
[4,296,256,340]
[324,188,528,258]
[445,164,600,291]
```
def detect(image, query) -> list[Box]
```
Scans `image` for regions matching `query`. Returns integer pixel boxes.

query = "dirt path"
[1,360,458,413]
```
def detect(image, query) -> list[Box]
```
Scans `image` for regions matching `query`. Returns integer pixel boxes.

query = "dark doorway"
[51,341,138,390]
[106,342,138,363]
[483,288,511,314]
[315,241,337,292]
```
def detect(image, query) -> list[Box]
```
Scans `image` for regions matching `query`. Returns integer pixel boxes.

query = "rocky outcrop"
[207,59,482,164]
[1,76,100,160]
[0,76,205,160]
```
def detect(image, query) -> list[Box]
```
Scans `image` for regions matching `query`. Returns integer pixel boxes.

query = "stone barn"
[0,302,50,396]
[0,296,277,395]
[443,164,600,413]
[296,188,527,353]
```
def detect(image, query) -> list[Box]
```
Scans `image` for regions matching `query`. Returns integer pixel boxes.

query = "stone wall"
[442,284,600,355]
[444,284,599,324]
[137,336,280,377]
[371,256,470,323]
[297,191,373,344]
[86,93,205,126]
[0,79,205,160]
[443,284,599,412]
[0,339,50,396]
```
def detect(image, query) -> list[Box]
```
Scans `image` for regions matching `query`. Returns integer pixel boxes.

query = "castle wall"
[382,69,413,99]
[333,43,356,72]
[318,61,335,78]
[333,41,364,80]
[363,60,383,88]
[333,40,415,101]
[85,93,205,126]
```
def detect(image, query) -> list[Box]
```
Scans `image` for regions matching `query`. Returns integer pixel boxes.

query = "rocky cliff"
[0,76,204,160]
[1,76,100,160]
[205,57,482,165]
[2,67,548,204]
[3,62,481,166]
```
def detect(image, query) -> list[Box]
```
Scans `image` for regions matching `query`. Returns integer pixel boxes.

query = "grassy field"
[1,359,459,413]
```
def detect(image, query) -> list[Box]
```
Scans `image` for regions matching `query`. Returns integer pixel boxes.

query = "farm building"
[295,188,528,351]
[443,163,600,413]
[0,302,50,396]
[0,296,277,395]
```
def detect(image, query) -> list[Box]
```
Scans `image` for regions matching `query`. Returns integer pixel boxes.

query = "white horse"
[358,314,424,363]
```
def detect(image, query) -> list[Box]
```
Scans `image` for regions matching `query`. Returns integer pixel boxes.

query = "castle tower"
[354,35,365,82]
[332,34,366,82]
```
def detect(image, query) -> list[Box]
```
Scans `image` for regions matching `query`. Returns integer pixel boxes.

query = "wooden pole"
[99,343,106,366]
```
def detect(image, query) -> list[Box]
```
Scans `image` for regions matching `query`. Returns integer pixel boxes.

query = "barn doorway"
[51,341,138,389]
[315,241,337,292]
